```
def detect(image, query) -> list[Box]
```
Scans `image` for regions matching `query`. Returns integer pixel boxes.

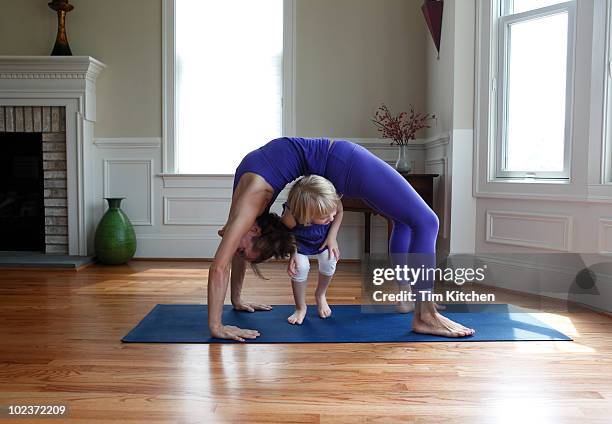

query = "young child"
[281,175,343,325]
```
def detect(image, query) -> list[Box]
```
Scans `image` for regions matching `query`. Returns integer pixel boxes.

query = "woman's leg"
[288,253,310,325]
[315,250,337,318]
[348,145,474,337]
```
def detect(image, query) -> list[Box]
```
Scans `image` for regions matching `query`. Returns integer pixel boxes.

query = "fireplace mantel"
[0,56,106,256]
[0,56,105,121]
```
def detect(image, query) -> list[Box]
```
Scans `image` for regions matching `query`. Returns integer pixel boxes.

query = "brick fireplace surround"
[1,106,68,253]
[0,56,105,256]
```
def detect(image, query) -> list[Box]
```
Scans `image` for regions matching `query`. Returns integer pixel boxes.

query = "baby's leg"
[315,250,337,319]
[288,253,310,325]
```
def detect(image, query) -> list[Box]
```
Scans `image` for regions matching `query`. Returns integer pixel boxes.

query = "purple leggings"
[325,141,439,292]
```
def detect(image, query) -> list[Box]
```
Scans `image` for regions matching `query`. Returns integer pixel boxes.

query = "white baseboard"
[135,234,220,259]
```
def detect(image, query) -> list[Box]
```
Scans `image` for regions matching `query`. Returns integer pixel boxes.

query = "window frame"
[494,0,576,180]
[162,0,296,174]
[603,0,612,184]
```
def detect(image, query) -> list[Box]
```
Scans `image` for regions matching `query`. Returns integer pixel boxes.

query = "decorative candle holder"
[48,0,74,56]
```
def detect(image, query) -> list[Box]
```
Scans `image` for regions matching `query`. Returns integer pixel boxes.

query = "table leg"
[387,218,393,252]
[364,212,371,254]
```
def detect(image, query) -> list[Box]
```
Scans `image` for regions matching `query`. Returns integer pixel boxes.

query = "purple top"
[233,137,332,211]
[282,203,331,256]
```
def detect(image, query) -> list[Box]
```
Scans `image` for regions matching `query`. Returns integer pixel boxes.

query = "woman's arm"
[230,253,247,305]
[208,212,258,341]
[208,183,271,341]
[230,254,272,312]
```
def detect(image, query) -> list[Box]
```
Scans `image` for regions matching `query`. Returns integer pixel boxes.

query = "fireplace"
[0,56,105,256]
[0,107,68,253]
[0,133,45,251]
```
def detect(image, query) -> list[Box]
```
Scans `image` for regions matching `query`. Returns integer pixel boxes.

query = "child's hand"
[320,237,340,261]
[287,254,298,278]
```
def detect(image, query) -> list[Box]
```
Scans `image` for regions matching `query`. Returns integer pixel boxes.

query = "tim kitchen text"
[372,290,495,303]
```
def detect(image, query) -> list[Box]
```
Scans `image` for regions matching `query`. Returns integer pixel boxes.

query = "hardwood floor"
[0,261,611,423]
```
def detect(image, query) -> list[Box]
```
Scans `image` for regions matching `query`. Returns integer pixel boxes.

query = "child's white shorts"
[292,250,337,283]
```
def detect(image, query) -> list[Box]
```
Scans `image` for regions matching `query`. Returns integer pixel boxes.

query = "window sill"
[475,180,609,203]
[159,173,234,188]
[489,177,570,184]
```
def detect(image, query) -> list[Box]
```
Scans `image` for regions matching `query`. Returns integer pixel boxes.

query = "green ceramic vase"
[94,198,137,265]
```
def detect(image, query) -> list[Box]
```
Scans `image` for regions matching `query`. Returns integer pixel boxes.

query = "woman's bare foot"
[315,290,332,318]
[412,304,475,337]
[287,307,307,325]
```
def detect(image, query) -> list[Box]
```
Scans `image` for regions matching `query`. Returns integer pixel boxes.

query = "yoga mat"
[122,304,572,343]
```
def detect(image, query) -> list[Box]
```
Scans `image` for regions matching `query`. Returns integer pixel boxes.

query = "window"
[495,0,575,179]
[166,0,293,174]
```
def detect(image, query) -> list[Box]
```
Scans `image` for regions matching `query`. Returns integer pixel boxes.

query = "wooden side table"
[341,173,439,253]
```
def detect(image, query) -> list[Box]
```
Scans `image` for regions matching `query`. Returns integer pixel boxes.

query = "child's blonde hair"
[287,175,340,226]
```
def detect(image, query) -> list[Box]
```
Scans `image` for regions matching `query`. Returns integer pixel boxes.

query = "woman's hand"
[320,237,340,261]
[232,299,273,313]
[287,254,298,278]
[210,323,260,342]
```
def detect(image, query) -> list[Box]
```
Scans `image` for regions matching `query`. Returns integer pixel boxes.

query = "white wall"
[0,0,163,138]
[424,0,477,259]
[295,0,427,137]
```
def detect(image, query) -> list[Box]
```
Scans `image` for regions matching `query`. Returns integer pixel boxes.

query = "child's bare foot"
[288,307,307,325]
[315,290,332,318]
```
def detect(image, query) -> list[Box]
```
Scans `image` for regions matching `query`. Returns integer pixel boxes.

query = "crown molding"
[0,56,106,82]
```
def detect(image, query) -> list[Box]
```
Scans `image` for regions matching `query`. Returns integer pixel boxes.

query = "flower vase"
[395,144,412,173]
[94,198,137,265]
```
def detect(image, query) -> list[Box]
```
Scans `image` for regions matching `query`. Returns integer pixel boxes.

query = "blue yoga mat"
[122,304,571,343]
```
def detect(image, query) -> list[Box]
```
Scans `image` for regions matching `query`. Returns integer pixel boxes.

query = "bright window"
[174,0,285,174]
[496,0,575,179]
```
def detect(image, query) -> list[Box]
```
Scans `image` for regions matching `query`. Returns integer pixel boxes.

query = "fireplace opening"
[0,133,45,251]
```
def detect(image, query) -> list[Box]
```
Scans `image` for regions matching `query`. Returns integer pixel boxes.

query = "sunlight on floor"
[510,313,596,354]
[489,398,576,424]
[529,313,580,337]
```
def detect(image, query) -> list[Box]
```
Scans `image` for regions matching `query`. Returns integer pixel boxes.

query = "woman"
[208,137,475,341]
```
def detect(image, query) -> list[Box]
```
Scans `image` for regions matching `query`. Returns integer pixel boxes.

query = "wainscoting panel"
[599,218,612,255]
[102,159,154,226]
[164,196,230,226]
[486,210,573,251]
